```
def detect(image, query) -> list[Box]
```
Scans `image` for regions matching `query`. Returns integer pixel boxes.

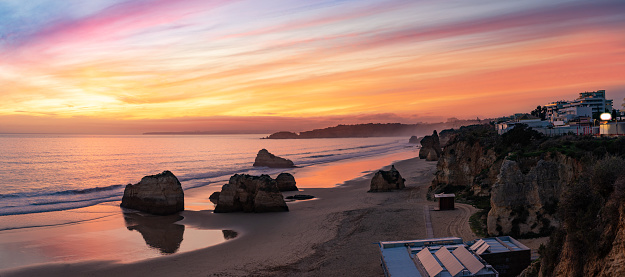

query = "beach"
[1,154,481,277]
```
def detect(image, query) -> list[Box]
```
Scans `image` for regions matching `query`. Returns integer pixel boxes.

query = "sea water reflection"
[0,209,238,270]
[123,212,238,255]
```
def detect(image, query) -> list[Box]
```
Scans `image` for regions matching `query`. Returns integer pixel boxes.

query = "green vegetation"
[469,209,489,238]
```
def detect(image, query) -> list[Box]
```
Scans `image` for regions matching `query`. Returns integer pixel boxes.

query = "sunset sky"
[1,0,624,134]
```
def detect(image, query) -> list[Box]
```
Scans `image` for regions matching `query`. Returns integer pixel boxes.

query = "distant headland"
[264,121,483,139]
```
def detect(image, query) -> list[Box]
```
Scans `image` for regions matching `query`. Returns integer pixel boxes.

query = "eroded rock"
[253,149,295,168]
[369,165,406,192]
[419,130,441,160]
[275,172,298,191]
[120,171,184,215]
[214,174,289,213]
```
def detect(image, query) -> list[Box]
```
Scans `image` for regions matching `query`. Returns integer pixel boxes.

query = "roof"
[517,114,539,120]
[381,246,422,276]
[469,236,530,255]
[380,238,499,277]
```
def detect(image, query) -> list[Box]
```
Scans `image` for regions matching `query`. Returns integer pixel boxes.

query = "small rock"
[275,172,298,191]
[253,149,295,168]
[285,195,315,200]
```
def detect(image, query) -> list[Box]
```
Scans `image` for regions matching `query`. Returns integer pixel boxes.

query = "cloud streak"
[1,0,624,133]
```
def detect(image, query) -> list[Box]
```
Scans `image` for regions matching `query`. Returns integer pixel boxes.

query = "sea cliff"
[429,124,625,276]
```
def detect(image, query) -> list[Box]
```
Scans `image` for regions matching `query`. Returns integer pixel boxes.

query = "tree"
[531,105,547,120]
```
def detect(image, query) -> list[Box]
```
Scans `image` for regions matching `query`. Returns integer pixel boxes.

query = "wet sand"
[2,155,482,277]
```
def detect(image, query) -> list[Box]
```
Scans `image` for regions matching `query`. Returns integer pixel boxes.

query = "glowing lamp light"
[600,113,612,121]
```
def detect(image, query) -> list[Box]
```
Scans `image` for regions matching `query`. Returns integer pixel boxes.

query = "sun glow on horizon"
[1,0,624,133]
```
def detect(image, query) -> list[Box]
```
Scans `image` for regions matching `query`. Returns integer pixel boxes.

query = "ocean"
[0,134,415,220]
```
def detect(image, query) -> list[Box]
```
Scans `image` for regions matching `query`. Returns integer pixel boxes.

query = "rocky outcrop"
[209,192,220,204]
[408,136,421,144]
[120,171,184,215]
[214,174,289,213]
[419,130,441,160]
[430,138,499,197]
[425,151,438,161]
[487,153,581,236]
[253,149,295,168]
[265,131,299,139]
[285,195,315,200]
[369,165,405,192]
[275,172,298,191]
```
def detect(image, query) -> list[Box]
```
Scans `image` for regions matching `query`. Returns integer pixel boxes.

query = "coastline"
[1,151,480,277]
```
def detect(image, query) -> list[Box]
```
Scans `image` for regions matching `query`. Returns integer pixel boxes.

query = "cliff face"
[488,153,581,236]
[431,126,625,276]
[430,139,498,197]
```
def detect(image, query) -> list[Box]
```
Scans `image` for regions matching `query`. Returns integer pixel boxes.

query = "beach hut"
[435,193,455,210]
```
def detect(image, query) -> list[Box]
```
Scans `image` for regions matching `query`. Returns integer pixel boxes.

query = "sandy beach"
[2,155,482,277]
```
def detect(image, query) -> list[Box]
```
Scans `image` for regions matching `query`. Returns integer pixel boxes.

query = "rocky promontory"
[368,165,405,192]
[429,123,625,276]
[120,171,184,215]
[253,149,295,168]
[214,174,289,213]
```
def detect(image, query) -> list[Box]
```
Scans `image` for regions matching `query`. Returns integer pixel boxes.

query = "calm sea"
[0,134,412,218]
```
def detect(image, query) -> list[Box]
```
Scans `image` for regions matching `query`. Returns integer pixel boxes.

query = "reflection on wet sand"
[123,213,185,254]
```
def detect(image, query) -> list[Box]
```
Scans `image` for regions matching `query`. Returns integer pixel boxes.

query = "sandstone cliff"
[429,125,499,197]
[488,153,581,237]
[430,125,625,276]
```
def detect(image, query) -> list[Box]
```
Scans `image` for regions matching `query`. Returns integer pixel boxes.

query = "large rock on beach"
[120,171,184,215]
[214,174,289,213]
[419,130,441,160]
[408,136,421,144]
[369,165,406,192]
[275,172,298,191]
[253,149,295,168]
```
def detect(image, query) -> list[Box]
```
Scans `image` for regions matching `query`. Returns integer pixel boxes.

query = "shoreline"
[1,152,479,276]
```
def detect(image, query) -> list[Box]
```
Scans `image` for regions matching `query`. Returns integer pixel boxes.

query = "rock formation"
[265,131,299,139]
[120,171,184,215]
[285,195,315,200]
[425,150,438,161]
[253,149,295,168]
[209,192,220,204]
[488,153,581,236]
[275,172,298,191]
[214,174,289,213]
[369,165,406,192]
[430,135,499,197]
[419,130,442,160]
[408,136,421,144]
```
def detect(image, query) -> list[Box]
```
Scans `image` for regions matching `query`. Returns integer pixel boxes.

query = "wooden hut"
[435,193,455,210]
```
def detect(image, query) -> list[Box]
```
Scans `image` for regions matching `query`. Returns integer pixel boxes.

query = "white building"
[544,90,613,123]
[495,114,551,135]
